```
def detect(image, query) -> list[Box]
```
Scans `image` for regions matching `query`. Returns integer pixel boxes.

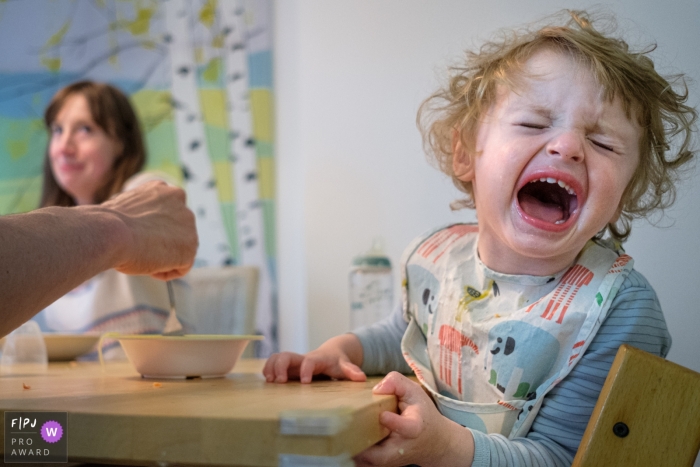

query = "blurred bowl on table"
[43,333,101,361]
[117,334,262,379]
[1,333,100,362]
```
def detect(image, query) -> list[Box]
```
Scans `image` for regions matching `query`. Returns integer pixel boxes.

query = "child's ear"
[452,129,474,182]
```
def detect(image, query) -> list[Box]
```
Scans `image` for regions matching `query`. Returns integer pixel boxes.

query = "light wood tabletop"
[0,359,397,466]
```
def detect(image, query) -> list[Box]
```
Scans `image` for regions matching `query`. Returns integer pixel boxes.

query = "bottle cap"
[352,255,391,268]
[352,237,391,268]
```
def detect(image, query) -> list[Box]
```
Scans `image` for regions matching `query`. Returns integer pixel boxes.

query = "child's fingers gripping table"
[263,351,304,382]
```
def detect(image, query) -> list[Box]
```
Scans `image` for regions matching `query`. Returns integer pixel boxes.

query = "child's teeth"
[530,177,576,196]
[555,219,564,224]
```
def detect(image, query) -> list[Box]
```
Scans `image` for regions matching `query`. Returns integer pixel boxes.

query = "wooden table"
[0,360,397,466]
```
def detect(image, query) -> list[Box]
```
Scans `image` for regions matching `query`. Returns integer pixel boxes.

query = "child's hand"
[354,372,475,467]
[262,334,366,384]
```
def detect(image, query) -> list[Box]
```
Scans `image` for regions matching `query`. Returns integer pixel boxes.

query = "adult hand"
[102,181,198,280]
[354,372,475,467]
[263,334,366,383]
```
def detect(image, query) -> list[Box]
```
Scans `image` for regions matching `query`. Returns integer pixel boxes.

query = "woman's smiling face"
[49,93,121,206]
[454,49,641,276]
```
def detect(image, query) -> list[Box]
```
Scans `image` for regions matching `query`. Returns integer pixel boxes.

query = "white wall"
[274,0,700,382]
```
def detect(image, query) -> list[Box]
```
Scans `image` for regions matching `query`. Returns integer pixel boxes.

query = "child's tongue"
[519,192,566,224]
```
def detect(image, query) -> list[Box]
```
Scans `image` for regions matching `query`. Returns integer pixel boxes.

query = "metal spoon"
[163,280,185,336]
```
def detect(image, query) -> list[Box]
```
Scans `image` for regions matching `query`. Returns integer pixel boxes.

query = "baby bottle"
[349,238,393,331]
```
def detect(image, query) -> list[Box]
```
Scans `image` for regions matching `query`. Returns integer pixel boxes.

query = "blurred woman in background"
[34,81,190,359]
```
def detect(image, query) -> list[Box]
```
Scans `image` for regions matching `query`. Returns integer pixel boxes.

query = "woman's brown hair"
[40,80,146,207]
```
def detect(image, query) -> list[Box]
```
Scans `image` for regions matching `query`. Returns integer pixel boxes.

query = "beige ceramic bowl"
[1,333,100,361]
[44,333,100,361]
[117,334,262,379]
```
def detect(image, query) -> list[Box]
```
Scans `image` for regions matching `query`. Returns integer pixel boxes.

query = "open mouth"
[517,177,579,225]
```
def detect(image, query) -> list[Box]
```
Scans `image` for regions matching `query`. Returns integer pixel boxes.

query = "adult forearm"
[0,181,196,338]
[0,205,127,336]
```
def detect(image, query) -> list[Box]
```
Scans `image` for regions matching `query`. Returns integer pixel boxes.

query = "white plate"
[117,334,263,379]
[43,333,101,361]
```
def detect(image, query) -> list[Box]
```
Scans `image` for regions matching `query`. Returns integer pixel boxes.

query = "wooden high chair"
[572,344,700,467]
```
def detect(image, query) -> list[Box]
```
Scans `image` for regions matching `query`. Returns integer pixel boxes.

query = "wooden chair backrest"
[572,344,700,467]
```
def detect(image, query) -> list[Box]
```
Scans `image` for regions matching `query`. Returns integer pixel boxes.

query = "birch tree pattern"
[0,0,278,355]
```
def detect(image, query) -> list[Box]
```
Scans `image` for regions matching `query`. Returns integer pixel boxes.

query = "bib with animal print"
[400,224,633,438]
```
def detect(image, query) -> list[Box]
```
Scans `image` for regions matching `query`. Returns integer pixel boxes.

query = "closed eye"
[590,139,614,152]
[518,122,547,130]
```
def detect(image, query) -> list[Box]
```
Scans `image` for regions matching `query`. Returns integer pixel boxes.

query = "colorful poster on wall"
[0,0,277,356]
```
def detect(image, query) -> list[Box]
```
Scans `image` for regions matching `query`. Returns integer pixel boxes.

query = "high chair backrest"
[572,344,700,467]
[183,266,259,356]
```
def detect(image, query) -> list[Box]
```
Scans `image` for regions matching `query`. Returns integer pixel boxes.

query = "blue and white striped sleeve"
[469,269,672,466]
